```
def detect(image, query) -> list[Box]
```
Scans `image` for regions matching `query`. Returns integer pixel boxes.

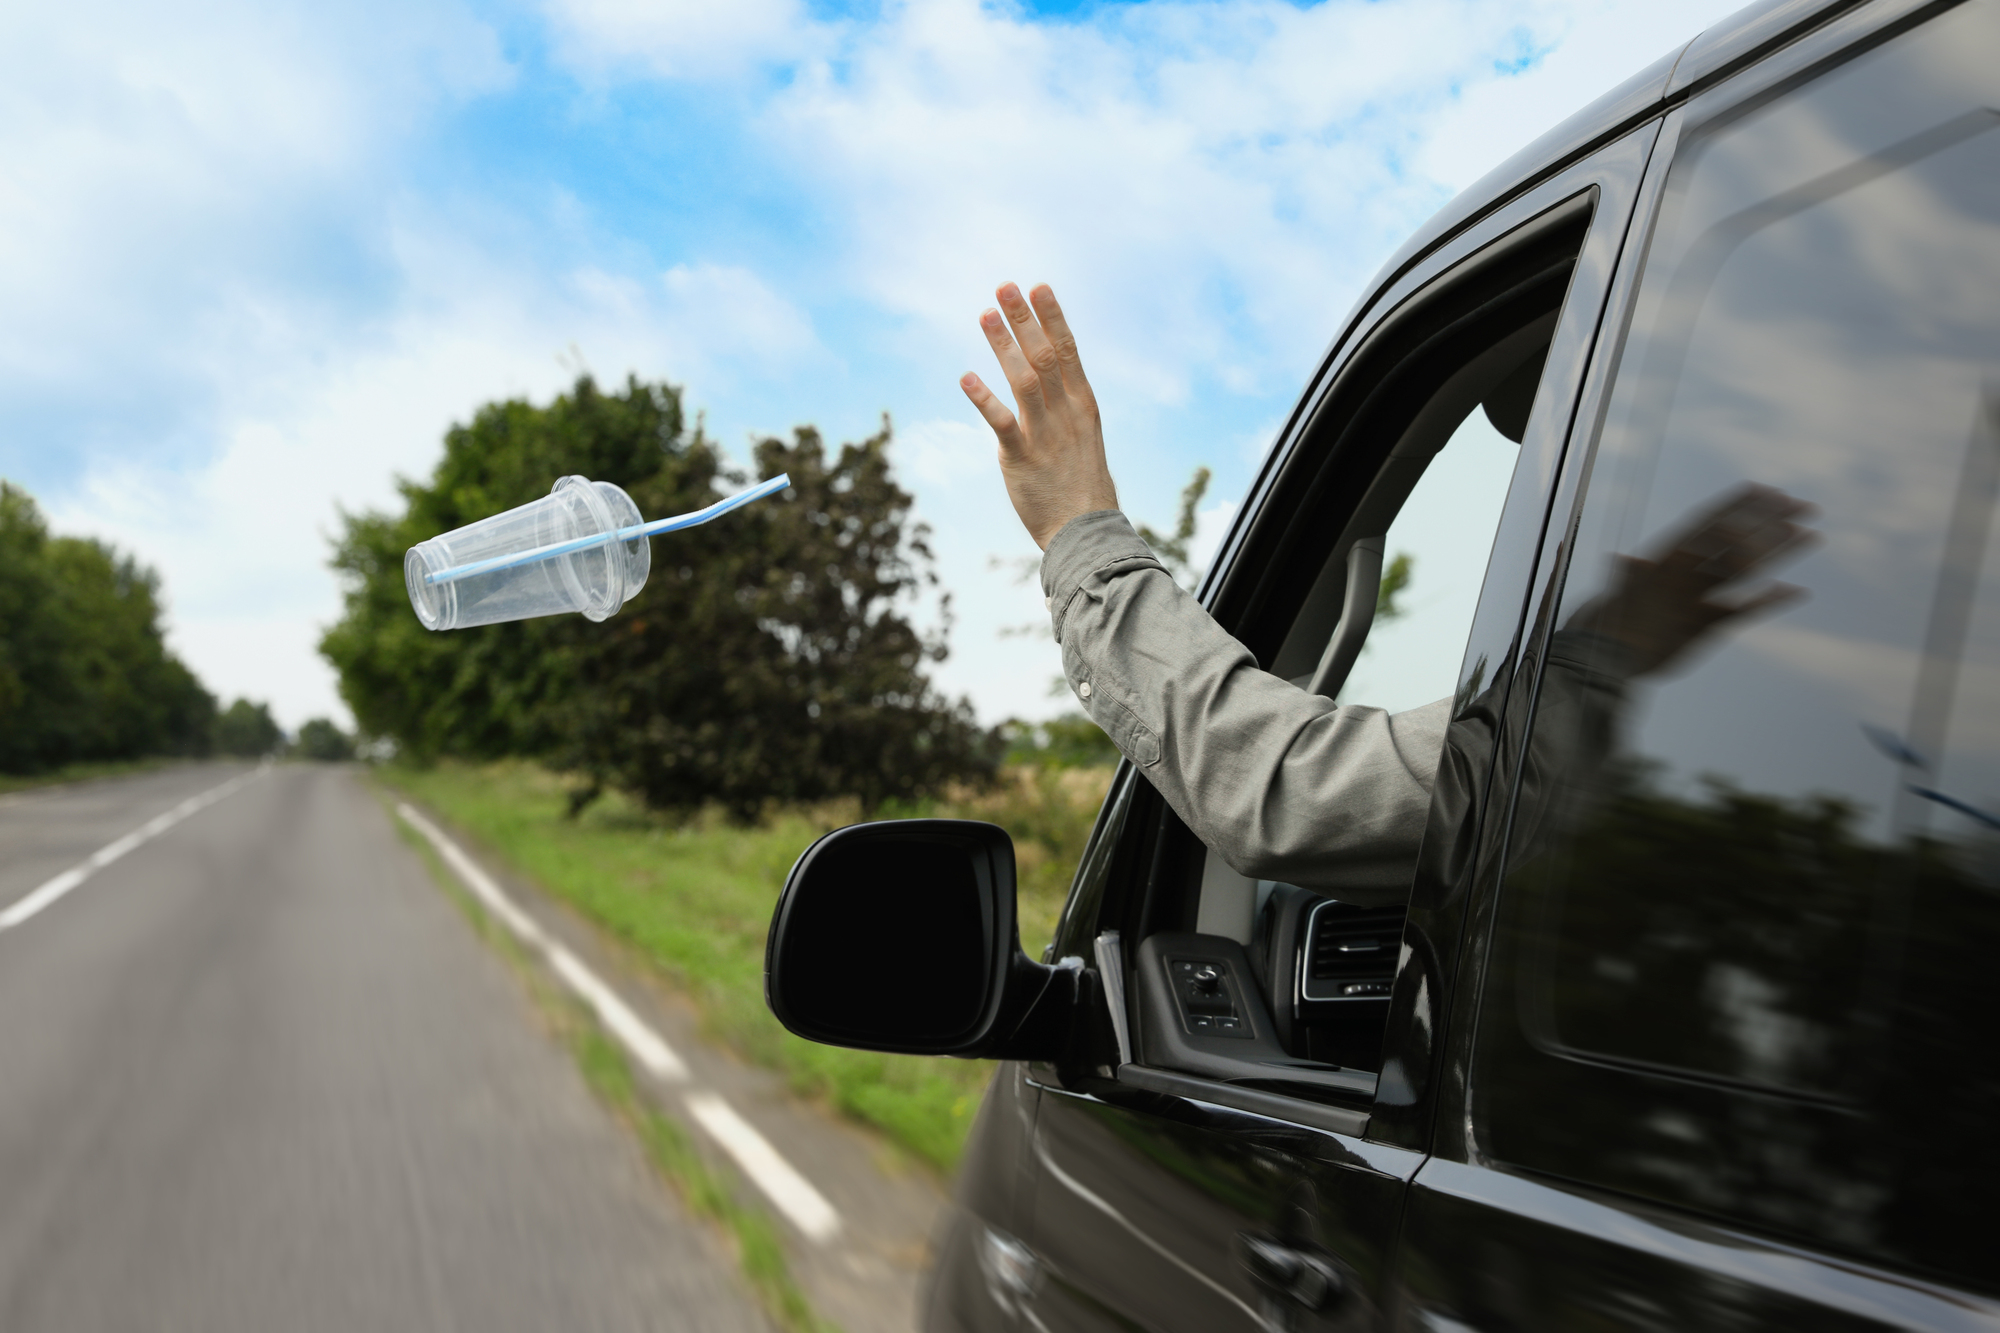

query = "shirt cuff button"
[1078,681,1092,699]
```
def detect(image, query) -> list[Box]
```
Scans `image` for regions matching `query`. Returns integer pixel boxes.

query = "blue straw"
[422,473,792,587]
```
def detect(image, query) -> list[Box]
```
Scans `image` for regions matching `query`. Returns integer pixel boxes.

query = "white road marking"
[0,767,266,933]
[546,943,690,1083]
[685,1092,842,1243]
[394,800,842,1243]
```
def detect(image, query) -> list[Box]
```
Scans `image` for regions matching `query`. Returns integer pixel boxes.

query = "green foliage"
[1001,712,1120,769]
[323,374,998,818]
[214,698,283,757]
[0,481,216,774]
[293,717,355,761]
[1377,551,1413,622]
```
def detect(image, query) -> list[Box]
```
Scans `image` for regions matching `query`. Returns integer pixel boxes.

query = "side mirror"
[764,819,1076,1058]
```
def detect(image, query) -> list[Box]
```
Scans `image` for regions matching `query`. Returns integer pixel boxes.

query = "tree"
[1377,551,1413,621]
[321,374,998,818]
[214,699,283,757]
[1002,714,1121,769]
[1135,465,1212,588]
[293,718,355,761]
[0,482,216,773]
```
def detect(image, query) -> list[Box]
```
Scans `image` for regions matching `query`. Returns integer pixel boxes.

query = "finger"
[960,371,1025,452]
[1028,283,1094,402]
[1658,483,1791,559]
[996,282,1068,404]
[979,306,1049,423]
[1714,581,1808,624]
[1727,518,1819,577]
[1662,492,1817,580]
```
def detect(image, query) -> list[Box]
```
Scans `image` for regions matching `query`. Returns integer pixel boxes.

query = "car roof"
[1363,0,1865,303]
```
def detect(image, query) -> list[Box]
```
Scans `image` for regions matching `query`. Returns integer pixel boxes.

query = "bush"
[214,698,283,757]
[293,718,355,761]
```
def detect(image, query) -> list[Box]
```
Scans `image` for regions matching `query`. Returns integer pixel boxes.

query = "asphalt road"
[0,763,770,1332]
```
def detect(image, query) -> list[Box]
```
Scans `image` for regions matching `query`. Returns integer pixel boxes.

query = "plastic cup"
[404,476,651,631]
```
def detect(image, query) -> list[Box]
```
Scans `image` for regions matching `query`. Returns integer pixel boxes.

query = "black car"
[768,0,2000,1326]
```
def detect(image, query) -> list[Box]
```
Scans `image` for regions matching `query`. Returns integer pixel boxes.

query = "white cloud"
[659,262,828,377]
[544,0,821,79]
[1415,0,1745,187]
[745,0,1742,418]
[893,416,992,491]
[36,206,827,729]
[1188,496,1239,577]
[8,0,1768,736]
[44,247,691,729]
[0,0,509,409]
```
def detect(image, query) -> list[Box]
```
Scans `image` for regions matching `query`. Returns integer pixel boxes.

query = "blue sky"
[0,0,1742,730]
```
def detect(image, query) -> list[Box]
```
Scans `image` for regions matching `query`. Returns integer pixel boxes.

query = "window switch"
[1168,956,1253,1038]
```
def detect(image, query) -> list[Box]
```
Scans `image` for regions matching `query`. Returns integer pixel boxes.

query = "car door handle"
[1236,1233,1344,1312]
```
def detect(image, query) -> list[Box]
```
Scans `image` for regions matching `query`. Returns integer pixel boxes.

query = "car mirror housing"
[764,819,1076,1059]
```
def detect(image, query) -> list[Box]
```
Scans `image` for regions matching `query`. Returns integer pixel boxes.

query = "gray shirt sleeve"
[1040,509,1449,905]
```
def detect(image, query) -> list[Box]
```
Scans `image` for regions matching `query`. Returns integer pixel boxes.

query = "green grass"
[384,801,834,1333]
[573,1028,833,1333]
[376,759,1112,1172]
[0,756,186,795]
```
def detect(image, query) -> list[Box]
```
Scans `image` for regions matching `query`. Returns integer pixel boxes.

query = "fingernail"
[961,373,978,389]
[981,309,1002,328]
[998,283,1020,302]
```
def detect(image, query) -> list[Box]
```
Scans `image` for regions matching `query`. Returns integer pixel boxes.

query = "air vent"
[1301,902,1404,1003]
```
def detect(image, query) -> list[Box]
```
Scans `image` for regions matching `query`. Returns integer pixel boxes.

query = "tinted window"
[1473,1,2000,1287]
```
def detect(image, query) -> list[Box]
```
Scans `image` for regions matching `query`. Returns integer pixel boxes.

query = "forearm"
[1042,511,1446,903]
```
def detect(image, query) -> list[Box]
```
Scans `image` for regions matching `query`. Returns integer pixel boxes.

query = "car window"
[1473,0,2000,1288]
[1152,207,1592,1097]
[1337,408,1521,717]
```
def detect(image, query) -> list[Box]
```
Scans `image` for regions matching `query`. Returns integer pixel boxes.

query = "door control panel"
[1166,955,1253,1038]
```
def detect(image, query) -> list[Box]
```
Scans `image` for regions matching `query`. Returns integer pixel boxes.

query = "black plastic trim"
[1115,1065,1372,1139]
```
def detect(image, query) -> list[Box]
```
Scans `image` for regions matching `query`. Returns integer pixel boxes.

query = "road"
[0,762,770,1332]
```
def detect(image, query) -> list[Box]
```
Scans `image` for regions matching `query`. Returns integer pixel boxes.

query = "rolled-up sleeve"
[1040,509,1448,904]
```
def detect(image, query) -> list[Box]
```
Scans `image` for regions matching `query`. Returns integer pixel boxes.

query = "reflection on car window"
[1476,0,2000,1287]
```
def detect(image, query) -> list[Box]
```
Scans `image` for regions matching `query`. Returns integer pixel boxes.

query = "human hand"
[1569,483,1818,678]
[960,282,1120,550]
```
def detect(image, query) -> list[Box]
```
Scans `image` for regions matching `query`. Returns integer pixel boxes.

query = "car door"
[1395,0,2000,1326]
[1008,115,1669,1333]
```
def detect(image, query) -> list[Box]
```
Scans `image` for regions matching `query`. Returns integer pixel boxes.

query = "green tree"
[1001,713,1121,769]
[214,698,283,757]
[293,718,355,761]
[0,482,216,773]
[321,374,998,818]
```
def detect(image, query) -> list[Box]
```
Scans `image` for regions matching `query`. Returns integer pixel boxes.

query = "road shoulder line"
[393,800,842,1244]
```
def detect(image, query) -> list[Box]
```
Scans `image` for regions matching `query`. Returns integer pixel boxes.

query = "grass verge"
[375,760,1111,1173]
[384,800,834,1333]
[0,756,185,796]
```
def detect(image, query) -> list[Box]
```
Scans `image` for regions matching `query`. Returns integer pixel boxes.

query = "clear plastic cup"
[404,476,651,631]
